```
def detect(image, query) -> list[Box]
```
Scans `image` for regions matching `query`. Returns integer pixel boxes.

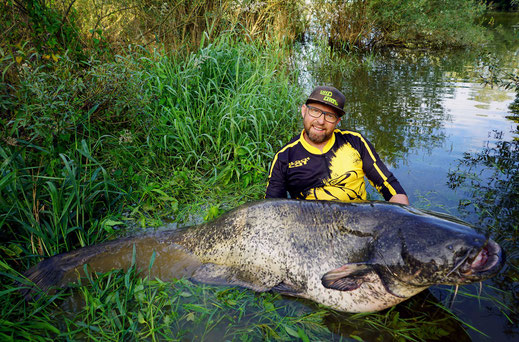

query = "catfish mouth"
[457,240,504,279]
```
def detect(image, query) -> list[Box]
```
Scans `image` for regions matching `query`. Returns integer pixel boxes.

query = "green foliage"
[447,124,519,235]
[0,142,123,259]
[1,0,83,56]
[0,50,156,259]
[3,51,152,146]
[447,63,519,328]
[369,0,488,48]
[142,37,302,185]
[313,0,489,49]
[0,34,302,261]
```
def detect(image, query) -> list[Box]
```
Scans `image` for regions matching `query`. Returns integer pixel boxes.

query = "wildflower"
[4,137,17,146]
[118,129,133,144]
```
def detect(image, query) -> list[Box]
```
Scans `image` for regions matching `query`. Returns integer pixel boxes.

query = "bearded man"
[265,86,409,205]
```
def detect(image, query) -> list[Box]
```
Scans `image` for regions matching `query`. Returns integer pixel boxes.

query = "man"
[265,85,409,205]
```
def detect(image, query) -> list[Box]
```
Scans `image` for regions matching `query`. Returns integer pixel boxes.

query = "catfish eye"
[447,245,454,251]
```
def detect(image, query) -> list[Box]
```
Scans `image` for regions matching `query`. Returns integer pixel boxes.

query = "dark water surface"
[295,12,518,341]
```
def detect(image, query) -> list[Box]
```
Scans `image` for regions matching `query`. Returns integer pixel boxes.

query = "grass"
[0,31,321,340]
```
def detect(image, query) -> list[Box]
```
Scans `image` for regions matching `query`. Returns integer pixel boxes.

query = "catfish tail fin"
[21,254,71,299]
[21,230,201,299]
[21,235,146,300]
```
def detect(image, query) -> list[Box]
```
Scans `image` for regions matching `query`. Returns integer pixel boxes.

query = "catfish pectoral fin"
[373,267,428,298]
[321,264,373,291]
[271,281,305,295]
[190,263,276,292]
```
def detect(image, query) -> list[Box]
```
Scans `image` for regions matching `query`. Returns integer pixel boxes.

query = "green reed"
[143,37,302,177]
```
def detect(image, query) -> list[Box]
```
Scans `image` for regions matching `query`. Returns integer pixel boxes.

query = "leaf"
[103,219,124,227]
[204,206,220,221]
[148,250,156,270]
[263,302,275,311]
[234,146,248,157]
[186,312,196,322]
[0,244,23,257]
[138,311,146,324]
[283,324,299,338]
[31,322,60,334]
[297,328,310,342]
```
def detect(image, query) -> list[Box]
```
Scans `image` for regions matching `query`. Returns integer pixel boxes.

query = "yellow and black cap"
[305,86,346,117]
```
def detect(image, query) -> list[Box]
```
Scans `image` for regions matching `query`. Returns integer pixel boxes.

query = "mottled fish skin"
[23,199,505,313]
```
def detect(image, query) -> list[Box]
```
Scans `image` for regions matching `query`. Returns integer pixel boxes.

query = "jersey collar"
[299,129,336,154]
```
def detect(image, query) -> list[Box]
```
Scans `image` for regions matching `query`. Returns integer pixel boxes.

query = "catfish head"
[322,204,505,299]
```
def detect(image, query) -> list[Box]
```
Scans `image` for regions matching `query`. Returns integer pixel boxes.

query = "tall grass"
[0,30,309,340]
[142,36,302,183]
[1,32,304,258]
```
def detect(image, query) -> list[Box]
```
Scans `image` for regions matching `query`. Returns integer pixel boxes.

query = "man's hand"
[389,194,410,205]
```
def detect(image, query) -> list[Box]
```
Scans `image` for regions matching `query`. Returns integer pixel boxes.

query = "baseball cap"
[305,86,346,117]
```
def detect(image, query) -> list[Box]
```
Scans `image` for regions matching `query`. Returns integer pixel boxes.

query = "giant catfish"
[23,199,505,312]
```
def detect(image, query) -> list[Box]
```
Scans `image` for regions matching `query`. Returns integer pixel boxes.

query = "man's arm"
[356,133,409,202]
[265,153,288,198]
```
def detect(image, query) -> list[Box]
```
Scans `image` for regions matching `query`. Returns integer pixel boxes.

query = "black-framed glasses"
[305,105,340,124]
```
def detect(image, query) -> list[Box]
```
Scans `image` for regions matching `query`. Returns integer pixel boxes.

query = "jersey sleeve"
[357,135,407,201]
[265,152,288,198]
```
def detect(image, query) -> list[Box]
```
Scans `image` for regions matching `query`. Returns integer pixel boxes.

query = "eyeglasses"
[305,105,340,124]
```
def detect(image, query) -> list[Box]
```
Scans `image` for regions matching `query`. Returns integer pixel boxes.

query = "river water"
[294,12,518,341]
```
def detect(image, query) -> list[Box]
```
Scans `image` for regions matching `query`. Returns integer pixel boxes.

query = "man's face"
[301,102,341,145]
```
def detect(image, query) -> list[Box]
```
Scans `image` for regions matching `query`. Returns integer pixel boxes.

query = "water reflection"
[447,103,519,338]
[340,58,453,166]
[324,290,472,342]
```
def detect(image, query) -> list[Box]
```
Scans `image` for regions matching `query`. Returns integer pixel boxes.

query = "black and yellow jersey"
[265,129,406,202]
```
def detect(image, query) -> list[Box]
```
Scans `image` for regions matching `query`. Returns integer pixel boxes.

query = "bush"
[313,0,489,49]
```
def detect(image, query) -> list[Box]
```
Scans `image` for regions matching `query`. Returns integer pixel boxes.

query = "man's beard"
[304,125,333,144]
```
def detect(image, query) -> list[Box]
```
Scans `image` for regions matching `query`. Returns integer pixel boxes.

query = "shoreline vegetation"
[1,0,518,340]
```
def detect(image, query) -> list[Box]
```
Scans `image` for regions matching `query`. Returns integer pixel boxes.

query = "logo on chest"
[289,157,310,168]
